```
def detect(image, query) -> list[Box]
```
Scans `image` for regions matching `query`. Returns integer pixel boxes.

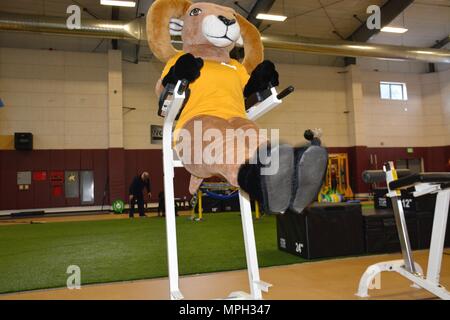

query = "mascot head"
[146,0,264,73]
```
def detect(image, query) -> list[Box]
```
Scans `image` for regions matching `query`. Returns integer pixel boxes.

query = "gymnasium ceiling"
[0,0,449,65]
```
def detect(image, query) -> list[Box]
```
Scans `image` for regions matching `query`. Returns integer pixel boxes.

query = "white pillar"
[107,50,126,201]
[345,64,366,147]
[107,50,124,148]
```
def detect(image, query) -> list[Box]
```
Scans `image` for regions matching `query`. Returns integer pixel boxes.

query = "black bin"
[373,188,391,210]
[373,188,436,212]
[416,210,450,249]
[277,202,364,259]
[416,211,434,249]
[363,209,418,254]
[414,194,437,212]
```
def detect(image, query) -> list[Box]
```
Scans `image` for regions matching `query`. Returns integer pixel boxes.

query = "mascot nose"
[218,15,236,26]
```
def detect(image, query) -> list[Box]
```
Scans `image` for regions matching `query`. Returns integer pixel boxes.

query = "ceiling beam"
[429,35,450,72]
[247,0,276,28]
[111,7,120,50]
[231,0,275,60]
[432,35,450,49]
[345,0,414,65]
[346,0,414,42]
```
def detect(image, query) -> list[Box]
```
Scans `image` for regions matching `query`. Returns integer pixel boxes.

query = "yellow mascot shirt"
[161,52,250,131]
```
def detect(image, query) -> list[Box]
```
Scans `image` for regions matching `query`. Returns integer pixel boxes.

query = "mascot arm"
[161,53,204,87]
[155,79,164,98]
[243,60,279,98]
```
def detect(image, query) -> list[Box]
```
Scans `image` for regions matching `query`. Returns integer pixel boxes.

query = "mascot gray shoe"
[238,130,328,214]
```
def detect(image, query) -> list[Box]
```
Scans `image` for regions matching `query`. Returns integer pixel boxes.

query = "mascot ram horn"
[146,0,328,214]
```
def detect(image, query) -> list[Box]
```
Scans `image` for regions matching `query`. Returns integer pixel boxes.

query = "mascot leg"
[175,115,267,187]
[174,115,260,186]
[174,116,327,214]
[238,131,327,214]
[290,144,328,213]
[237,143,294,214]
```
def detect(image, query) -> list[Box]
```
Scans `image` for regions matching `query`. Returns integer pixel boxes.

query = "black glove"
[304,129,321,146]
[244,60,279,98]
[162,53,204,86]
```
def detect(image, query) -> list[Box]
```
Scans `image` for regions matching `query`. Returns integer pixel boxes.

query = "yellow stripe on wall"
[0,135,14,150]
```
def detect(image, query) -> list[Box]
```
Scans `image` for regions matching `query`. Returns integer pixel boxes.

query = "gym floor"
[1,250,448,300]
[0,211,449,300]
[0,212,306,294]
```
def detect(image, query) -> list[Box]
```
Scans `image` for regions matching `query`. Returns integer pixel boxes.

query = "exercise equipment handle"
[277,86,295,100]
[362,169,411,184]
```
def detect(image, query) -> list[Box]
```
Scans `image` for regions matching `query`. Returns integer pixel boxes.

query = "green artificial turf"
[0,213,307,294]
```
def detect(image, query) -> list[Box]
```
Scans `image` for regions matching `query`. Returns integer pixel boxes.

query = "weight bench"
[161,80,294,300]
[356,162,450,300]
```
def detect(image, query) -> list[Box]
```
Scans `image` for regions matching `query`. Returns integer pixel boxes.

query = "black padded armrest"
[389,173,450,190]
[245,88,272,110]
[244,86,295,110]
[362,169,411,184]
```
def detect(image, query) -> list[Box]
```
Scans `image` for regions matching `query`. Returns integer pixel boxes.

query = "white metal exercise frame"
[162,81,284,300]
[356,162,450,300]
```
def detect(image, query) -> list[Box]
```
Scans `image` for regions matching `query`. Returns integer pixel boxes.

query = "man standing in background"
[129,171,151,218]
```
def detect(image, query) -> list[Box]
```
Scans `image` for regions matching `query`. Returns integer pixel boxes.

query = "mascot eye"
[189,8,202,16]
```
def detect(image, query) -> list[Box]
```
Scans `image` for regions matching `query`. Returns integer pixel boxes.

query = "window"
[380,82,408,101]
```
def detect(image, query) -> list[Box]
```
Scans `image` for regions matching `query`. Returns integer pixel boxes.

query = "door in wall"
[80,171,95,205]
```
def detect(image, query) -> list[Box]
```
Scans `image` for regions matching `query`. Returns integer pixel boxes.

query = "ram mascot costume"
[147,0,328,214]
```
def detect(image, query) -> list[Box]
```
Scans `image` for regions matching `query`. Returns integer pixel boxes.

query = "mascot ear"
[236,35,244,47]
[146,0,192,62]
[236,14,264,74]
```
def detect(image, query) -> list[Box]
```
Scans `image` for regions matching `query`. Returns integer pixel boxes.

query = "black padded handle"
[362,169,411,184]
[277,86,295,100]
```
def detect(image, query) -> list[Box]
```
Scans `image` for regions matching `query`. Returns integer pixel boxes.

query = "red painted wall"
[0,149,191,211]
[0,145,448,210]
[0,150,108,210]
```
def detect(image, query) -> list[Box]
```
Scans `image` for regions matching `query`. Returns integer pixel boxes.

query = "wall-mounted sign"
[407,147,414,154]
[50,171,64,186]
[17,171,31,185]
[65,171,79,198]
[33,171,47,181]
[151,125,163,144]
[52,185,63,197]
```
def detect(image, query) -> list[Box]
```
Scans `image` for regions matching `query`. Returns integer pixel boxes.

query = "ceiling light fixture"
[100,0,136,7]
[380,26,408,34]
[256,13,287,22]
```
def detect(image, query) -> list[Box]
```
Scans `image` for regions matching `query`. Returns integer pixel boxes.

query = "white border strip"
[0,206,110,217]
[0,203,159,217]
